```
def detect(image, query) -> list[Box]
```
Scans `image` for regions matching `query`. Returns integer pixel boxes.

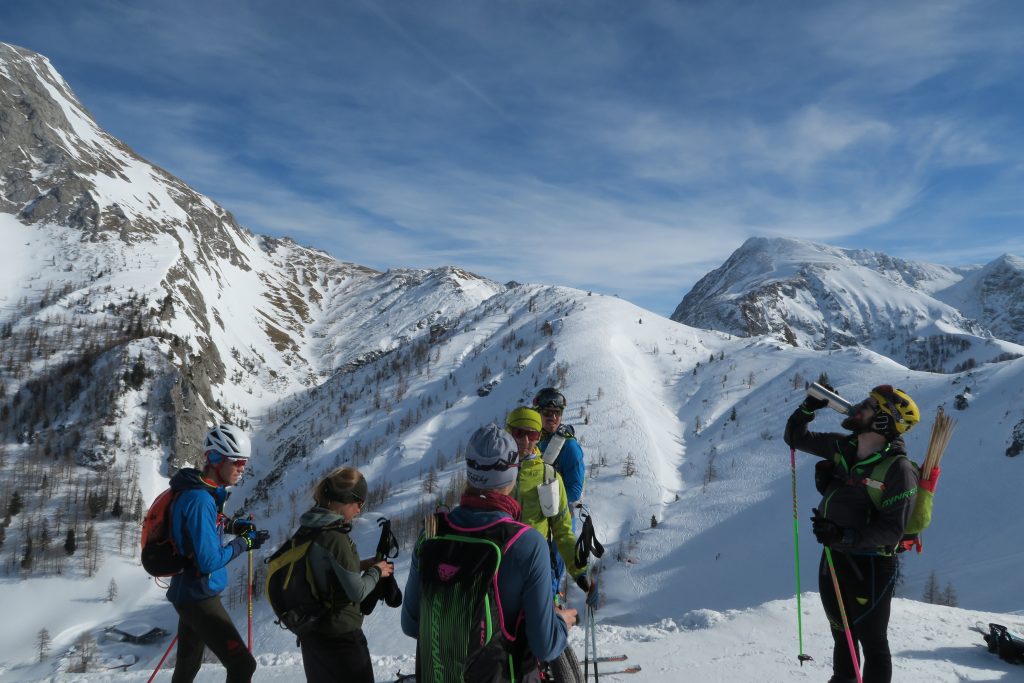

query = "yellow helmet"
[868,385,919,435]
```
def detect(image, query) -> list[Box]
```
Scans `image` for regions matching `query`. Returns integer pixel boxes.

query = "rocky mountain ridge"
[0,42,501,472]
[671,236,1024,372]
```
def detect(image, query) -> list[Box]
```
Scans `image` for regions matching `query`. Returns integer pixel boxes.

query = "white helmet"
[204,424,251,463]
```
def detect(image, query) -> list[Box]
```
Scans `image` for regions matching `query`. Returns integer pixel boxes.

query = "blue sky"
[3,0,1024,314]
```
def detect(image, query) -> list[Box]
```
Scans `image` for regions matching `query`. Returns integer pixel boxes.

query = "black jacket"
[784,407,919,553]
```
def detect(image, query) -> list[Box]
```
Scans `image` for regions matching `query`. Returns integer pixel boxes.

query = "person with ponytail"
[297,467,393,683]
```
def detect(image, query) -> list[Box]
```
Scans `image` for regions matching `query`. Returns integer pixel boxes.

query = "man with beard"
[784,384,921,683]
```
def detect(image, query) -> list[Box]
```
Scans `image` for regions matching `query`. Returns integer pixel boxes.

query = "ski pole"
[147,635,177,683]
[789,448,812,665]
[247,549,254,652]
[824,546,863,683]
[246,513,254,652]
[584,601,591,681]
[588,604,599,681]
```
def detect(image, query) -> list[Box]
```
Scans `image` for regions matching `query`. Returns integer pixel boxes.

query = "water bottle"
[806,382,853,415]
[537,477,561,517]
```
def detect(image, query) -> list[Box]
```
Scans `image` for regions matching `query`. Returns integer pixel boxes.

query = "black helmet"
[533,387,566,410]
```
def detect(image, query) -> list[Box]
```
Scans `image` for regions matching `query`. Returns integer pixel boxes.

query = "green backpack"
[415,512,536,683]
[849,452,934,552]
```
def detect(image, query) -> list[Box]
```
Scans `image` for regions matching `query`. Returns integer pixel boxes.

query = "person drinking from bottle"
[784,384,921,683]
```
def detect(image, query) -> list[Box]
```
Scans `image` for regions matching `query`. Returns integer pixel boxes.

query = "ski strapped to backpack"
[140,488,186,577]
[264,527,336,637]
[415,511,536,683]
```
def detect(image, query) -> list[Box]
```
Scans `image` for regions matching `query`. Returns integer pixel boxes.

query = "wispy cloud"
[3,0,1023,313]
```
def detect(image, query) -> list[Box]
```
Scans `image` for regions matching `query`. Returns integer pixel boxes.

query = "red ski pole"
[147,635,177,683]
[825,546,863,683]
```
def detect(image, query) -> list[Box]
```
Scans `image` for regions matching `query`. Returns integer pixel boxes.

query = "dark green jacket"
[784,407,919,554]
[299,507,381,637]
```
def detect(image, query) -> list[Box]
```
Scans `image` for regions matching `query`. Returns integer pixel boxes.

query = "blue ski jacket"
[166,468,246,605]
[538,429,585,504]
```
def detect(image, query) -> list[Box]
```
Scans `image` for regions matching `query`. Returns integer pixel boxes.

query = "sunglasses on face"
[337,493,364,508]
[226,456,248,465]
[539,409,562,418]
[510,427,541,440]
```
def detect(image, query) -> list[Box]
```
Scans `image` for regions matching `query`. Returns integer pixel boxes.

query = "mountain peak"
[672,237,1024,371]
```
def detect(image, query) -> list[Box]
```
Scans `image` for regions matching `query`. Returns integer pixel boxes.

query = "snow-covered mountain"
[0,41,501,466]
[671,236,1024,372]
[1,42,1023,682]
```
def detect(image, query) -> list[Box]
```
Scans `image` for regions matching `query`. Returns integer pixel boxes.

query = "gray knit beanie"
[465,424,520,490]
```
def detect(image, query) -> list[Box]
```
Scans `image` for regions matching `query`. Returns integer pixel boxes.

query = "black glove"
[241,529,270,551]
[576,574,600,606]
[802,396,828,412]
[360,564,404,615]
[801,383,834,412]
[810,510,844,546]
[228,516,256,536]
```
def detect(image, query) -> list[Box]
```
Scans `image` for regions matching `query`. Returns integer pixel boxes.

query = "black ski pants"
[299,628,374,683]
[171,595,257,683]
[819,550,898,683]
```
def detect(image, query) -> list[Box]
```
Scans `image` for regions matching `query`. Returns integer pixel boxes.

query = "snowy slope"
[4,271,1024,681]
[9,597,1024,681]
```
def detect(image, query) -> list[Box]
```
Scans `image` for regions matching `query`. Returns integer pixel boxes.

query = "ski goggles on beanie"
[324,474,369,505]
[465,424,520,490]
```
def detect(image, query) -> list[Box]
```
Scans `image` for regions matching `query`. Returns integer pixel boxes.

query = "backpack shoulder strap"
[865,452,907,510]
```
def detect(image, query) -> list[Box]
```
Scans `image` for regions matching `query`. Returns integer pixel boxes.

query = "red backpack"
[140,488,186,577]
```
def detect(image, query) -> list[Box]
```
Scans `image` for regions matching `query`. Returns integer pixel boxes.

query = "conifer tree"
[21,537,33,570]
[36,628,50,662]
[623,453,637,477]
[922,570,940,603]
[7,491,23,517]
[940,581,958,607]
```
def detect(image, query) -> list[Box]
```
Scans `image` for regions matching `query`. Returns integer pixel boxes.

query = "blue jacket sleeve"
[556,439,585,503]
[518,532,568,662]
[176,491,240,575]
[400,535,423,638]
